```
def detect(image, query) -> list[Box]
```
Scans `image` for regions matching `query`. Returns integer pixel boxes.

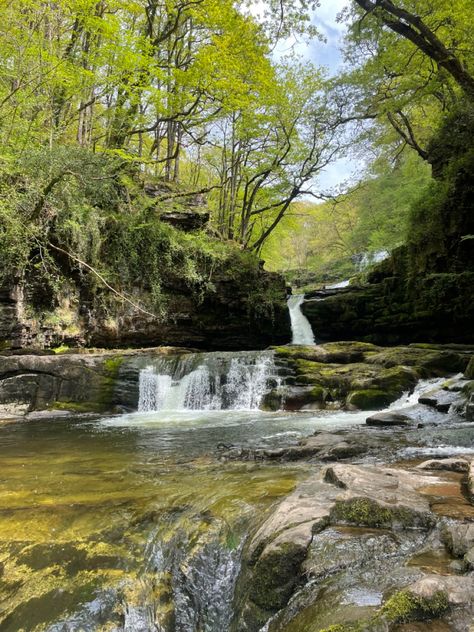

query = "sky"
[299,0,356,192]
[251,0,355,192]
[295,0,354,192]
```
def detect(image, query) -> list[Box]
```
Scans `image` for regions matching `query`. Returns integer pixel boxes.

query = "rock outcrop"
[0,348,188,417]
[0,263,291,352]
[267,342,472,412]
[236,462,474,632]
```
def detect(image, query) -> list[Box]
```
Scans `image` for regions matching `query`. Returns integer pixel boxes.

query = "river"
[0,301,472,630]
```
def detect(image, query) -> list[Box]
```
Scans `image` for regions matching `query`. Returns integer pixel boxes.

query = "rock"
[407,574,474,606]
[273,341,379,365]
[347,388,397,410]
[465,356,474,379]
[418,388,462,413]
[441,523,474,557]
[272,342,472,412]
[294,433,367,461]
[464,547,474,570]
[301,245,474,347]
[239,464,441,629]
[469,461,474,498]
[393,622,453,631]
[1,262,291,352]
[159,210,210,231]
[366,411,411,426]
[416,458,470,473]
[280,385,327,411]
[0,350,190,415]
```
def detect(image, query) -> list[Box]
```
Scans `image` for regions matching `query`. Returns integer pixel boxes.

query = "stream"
[0,301,473,631]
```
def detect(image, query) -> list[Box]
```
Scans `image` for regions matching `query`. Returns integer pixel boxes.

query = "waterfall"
[138,351,279,413]
[287,294,315,345]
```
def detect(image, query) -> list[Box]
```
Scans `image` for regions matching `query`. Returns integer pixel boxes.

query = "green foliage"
[262,152,431,284]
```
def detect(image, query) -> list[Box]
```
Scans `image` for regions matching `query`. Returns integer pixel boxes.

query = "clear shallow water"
[0,407,368,631]
[0,381,471,631]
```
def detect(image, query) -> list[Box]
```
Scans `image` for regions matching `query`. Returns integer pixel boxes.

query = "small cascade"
[287,294,316,345]
[138,351,279,413]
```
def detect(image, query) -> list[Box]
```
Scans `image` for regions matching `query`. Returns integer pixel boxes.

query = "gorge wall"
[303,102,474,345]
[0,264,291,352]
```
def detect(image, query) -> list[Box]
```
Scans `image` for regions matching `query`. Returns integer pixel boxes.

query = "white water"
[326,280,350,289]
[138,351,279,412]
[287,294,316,345]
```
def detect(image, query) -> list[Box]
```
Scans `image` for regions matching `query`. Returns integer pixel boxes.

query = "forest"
[1,0,472,327]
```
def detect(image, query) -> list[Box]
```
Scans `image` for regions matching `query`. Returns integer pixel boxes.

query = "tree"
[341,0,474,162]
[352,0,474,99]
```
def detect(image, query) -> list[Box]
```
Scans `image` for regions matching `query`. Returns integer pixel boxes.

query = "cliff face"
[303,252,474,345]
[303,104,474,346]
[0,266,291,352]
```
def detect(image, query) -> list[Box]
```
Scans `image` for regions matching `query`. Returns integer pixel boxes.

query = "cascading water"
[287,294,316,345]
[138,351,279,412]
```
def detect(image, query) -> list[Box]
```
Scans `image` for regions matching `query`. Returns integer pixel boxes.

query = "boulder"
[407,574,474,607]
[416,458,470,473]
[366,411,411,426]
[441,523,474,557]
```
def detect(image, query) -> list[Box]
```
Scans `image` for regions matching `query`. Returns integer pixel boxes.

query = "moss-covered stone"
[346,389,394,410]
[330,498,434,530]
[465,356,474,379]
[248,542,307,611]
[381,589,449,624]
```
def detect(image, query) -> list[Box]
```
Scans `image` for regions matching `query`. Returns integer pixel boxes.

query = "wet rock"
[407,574,474,606]
[291,433,367,461]
[464,356,474,379]
[417,458,471,473]
[418,389,462,413]
[464,547,474,570]
[441,523,474,557]
[281,385,327,411]
[326,464,436,530]
[469,461,474,498]
[238,464,444,629]
[366,411,411,426]
[465,396,474,421]
[272,342,471,412]
[273,341,379,365]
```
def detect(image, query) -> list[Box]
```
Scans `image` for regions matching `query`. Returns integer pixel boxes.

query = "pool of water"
[0,408,369,631]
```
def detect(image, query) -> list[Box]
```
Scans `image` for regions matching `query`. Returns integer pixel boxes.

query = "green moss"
[249,542,307,611]
[465,356,474,379]
[309,386,325,401]
[52,345,70,354]
[49,401,106,413]
[381,589,449,624]
[346,389,393,410]
[330,498,433,530]
[103,355,124,375]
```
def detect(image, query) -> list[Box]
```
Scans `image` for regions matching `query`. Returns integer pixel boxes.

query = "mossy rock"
[261,389,283,411]
[248,542,307,611]
[346,389,395,410]
[330,498,434,530]
[381,589,449,624]
[465,356,474,379]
